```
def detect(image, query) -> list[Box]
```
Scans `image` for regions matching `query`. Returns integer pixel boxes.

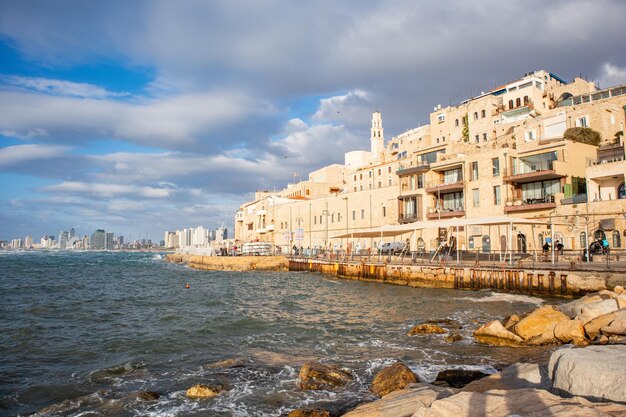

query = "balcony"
[236,211,244,222]
[398,213,419,224]
[560,194,587,205]
[504,195,556,213]
[425,180,465,194]
[503,160,566,184]
[397,163,429,176]
[425,207,465,220]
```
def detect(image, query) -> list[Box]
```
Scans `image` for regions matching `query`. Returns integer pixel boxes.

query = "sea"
[0,251,558,416]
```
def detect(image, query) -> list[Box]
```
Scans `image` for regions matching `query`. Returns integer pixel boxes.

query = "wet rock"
[554,319,586,345]
[288,408,330,417]
[473,320,523,347]
[298,362,353,391]
[462,363,550,392]
[424,318,462,330]
[413,388,626,417]
[370,362,419,398]
[444,332,463,343]
[186,384,222,398]
[584,308,626,340]
[407,324,447,336]
[512,306,569,345]
[204,357,248,369]
[577,299,621,324]
[135,391,160,401]
[433,369,490,388]
[549,345,626,403]
[343,384,438,417]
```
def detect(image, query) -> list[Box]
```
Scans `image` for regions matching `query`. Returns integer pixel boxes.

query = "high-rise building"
[59,230,69,249]
[91,229,106,250]
[105,232,115,250]
[11,239,22,248]
[24,236,33,248]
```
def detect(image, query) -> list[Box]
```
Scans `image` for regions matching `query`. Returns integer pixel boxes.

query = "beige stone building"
[235,70,626,255]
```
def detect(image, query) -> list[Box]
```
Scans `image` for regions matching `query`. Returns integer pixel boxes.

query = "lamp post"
[342,196,348,256]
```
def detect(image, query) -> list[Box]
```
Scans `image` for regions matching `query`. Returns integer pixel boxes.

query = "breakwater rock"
[165,253,288,271]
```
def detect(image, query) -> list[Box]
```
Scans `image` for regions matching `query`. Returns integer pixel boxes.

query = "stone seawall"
[165,253,289,271]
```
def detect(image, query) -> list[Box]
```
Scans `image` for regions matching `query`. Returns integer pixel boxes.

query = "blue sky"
[1,0,626,242]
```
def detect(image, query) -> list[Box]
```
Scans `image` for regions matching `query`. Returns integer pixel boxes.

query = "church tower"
[370,111,384,159]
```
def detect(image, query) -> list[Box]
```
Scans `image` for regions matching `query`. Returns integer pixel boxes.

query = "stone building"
[235,70,626,255]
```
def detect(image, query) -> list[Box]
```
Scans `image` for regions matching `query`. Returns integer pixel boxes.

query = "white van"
[380,241,406,255]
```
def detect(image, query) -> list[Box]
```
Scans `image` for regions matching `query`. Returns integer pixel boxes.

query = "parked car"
[380,241,406,255]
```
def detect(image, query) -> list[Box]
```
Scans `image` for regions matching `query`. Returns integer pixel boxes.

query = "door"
[482,235,491,253]
[517,233,527,253]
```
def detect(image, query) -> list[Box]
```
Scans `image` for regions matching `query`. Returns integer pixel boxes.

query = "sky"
[1,0,626,242]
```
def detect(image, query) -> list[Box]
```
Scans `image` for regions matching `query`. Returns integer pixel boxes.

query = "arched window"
[455,119,459,127]
[473,112,478,120]
[523,95,529,105]
[516,97,521,107]
[613,230,621,248]
[619,183,625,199]
[508,100,514,109]
[481,109,486,118]
[580,232,587,249]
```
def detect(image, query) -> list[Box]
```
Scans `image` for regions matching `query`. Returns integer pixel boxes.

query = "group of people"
[542,239,564,254]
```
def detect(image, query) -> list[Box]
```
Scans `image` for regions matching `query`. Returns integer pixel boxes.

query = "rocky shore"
[165,253,288,271]
[281,286,626,416]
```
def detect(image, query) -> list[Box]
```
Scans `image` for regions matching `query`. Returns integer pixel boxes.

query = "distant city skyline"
[1,1,626,240]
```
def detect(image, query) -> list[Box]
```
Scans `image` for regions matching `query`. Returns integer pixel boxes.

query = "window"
[509,100,514,109]
[475,134,479,143]
[417,173,424,189]
[481,109,486,118]
[382,206,387,217]
[524,130,536,142]
[613,230,621,248]
[360,173,363,180]
[338,213,341,222]
[320,215,323,224]
[378,181,382,188]
[388,166,392,173]
[580,232,587,248]
[473,112,478,120]
[437,112,445,122]
[516,97,521,107]
[353,175,357,181]
[492,158,500,176]
[575,116,588,127]
[331,213,334,223]
[471,162,478,180]
[523,95,529,105]
[360,185,363,191]
[473,189,480,207]
[314,216,317,225]
[378,168,381,175]
[483,133,487,142]
[493,185,501,205]
[369,171,372,178]
[361,209,365,219]
[455,119,459,127]
[352,211,356,220]
[388,178,392,186]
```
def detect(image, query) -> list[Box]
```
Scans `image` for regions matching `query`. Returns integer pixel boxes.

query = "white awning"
[331,215,555,239]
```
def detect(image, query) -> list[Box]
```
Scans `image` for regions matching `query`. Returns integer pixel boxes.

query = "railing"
[505,194,555,207]
[398,213,419,222]
[560,194,587,205]
[425,179,464,188]
[511,159,554,175]
[588,156,625,166]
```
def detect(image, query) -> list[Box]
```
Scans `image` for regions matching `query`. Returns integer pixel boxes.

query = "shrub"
[563,127,601,146]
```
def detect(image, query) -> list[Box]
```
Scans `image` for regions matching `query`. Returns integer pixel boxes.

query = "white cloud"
[43,181,172,198]
[1,75,129,99]
[597,63,626,89]
[0,144,71,167]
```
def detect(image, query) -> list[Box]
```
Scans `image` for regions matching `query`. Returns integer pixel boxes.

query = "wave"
[460,292,545,305]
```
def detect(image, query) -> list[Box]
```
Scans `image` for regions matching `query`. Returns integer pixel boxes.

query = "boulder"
[342,384,438,417]
[444,332,463,343]
[412,388,626,417]
[554,319,586,344]
[288,409,330,417]
[577,299,621,324]
[370,362,419,398]
[597,289,619,299]
[584,308,626,340]
[204,357,247,369]
[609,335,626,344]
[424,318,462,330]
[135,391,160,401]
[186,384,222,398]
[512,306,569,344]
[614,285,624,295]
[559,293,608,318]
[462,363,550,392]
[433,369,490,388]
[473,320,523,347]
[407,324,447,336]
[565,274,607,293]
[549,345,626,403]
[298,362,353,390]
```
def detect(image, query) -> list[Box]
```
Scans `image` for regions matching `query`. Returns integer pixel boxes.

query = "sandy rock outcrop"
[559,293,611,318]
[186,384,222,398]
[577,299,621,324]
[474,320,524,347]
[549,345,626,403]
[370,362,419,398]
[462,363,550,393]
[565,274,607,293]
[512,306,569,345]
[288,409,330,417]
[298,362,353,391]
[584,308,626,340]
[343,384,438,417]
[554,319,587,344]
[407,324,447,335]
[412,388,626,417]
